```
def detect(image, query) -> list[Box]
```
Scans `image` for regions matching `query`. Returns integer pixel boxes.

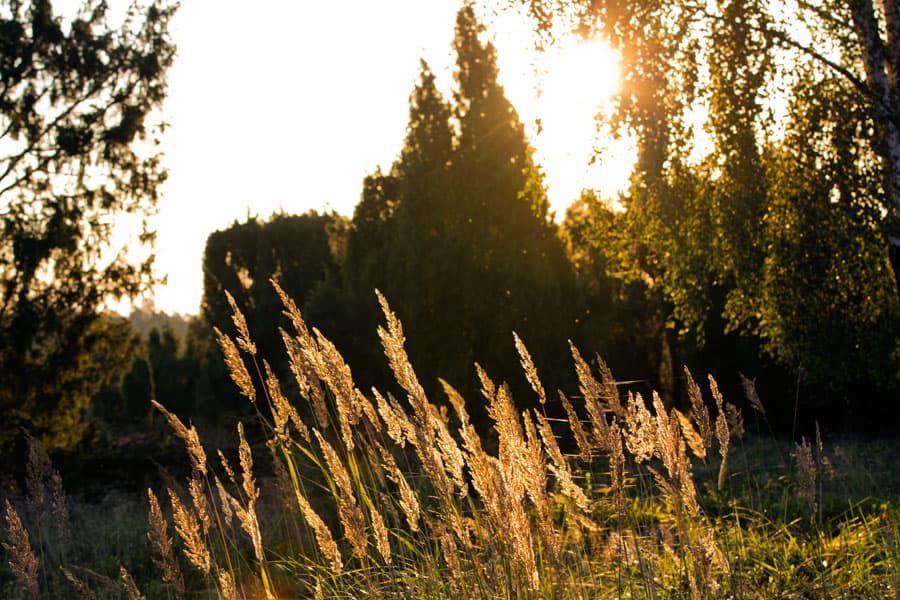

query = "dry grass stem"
[235,423,265,564]
[24,431,70,543]
[264,360,309,443]
[268,440,297,513]
[3,499,39,600]
[374,388,411,448]
[429,402,468,497]
[272,278,311,338]
[623,392,655,464]
[559,390,592,461]
[377,295,456,500]
[739,372,766,415]
[119,566,146,600]
[607,420,628,503]
[793,437,817,512]
[214,476,235,529]
[569,342,613,447]
[376,290,420,402]
[61,567,98,600]
[218,449,236,484]
[311,329,366,450]
[314,430,368,561]
[514,332,547,406]
[147,488,184,598]
[370,502,392,564]
[237,422,258,504]
[217,568,238,600]
[152,399,207,474]
[651,393,700,517]
[684,368,713,448]
[536,410,588,509]
[214,327,256,403]
[674,407,707,460]
[708,375,734,490]
[168,489,210,575]
[595,355,623,416]
[293,487,343,572]
[224,290,257,355]
[281,329,331,431]
[188,474,210,535]
[708,376,730,452]
[438,528,463,589]
[377,445,420,532]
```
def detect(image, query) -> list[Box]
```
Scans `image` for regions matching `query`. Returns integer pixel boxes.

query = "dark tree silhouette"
[0,0,178,453]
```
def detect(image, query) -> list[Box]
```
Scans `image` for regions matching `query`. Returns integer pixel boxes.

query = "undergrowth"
[2,283,899,599]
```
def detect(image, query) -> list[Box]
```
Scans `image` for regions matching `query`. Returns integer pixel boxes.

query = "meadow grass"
[3,284,900,599]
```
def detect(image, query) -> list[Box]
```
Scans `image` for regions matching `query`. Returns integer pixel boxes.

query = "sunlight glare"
[531,36,624,214]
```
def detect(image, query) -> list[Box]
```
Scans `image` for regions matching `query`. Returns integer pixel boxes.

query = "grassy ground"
[3,289,899,599]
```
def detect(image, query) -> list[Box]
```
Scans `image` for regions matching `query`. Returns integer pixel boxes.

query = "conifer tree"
[0,0,177,453]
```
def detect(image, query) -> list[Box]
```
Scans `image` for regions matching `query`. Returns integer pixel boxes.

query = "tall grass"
[3,283,900,598]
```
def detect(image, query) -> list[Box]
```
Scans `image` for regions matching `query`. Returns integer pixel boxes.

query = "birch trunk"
[850,0,900,224]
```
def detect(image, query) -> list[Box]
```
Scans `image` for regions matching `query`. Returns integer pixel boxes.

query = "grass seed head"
[264,360,309,443]
[152,400,207,474]
[2,499,39,600]
[514,332,547,405]
[217,568,238,600]
[147,488,184,598]
[559,390,592,461]
[684,367,713,448]
[168,489,210,575]
[623,392,655,464]
[225,290,257,356]
[119,566,146,600]
[739,372,766,416]
[61,567,98,600]
[793,437,817,512]
[315,430,368,560]
[294,487,343,572]
[24,431,70,543]
[214,327,256,403]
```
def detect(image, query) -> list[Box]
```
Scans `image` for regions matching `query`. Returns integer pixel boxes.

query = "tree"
[199,211,346,415]
[525,0,900,223]
[520,0,900,419]
[0,0,177,453]
[331,5,578,423]
[445,4,575,397]
[758,69,900,394]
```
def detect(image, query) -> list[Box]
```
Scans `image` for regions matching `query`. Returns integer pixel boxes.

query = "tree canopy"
[522,0,900,423]
[0,0,178,453]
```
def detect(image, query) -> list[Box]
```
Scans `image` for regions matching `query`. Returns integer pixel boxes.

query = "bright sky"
[119,1,630,315]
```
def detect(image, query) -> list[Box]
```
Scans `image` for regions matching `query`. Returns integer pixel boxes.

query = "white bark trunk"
[850,0,900,224]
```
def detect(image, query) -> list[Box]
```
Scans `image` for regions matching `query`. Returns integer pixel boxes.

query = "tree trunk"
[849,0,900,223]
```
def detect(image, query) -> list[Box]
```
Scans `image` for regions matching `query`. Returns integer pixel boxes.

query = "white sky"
[118,0,631,315]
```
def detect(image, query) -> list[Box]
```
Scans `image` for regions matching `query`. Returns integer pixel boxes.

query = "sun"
[492,19,626,215]
[538,37,621,120]
[529,36,626,214]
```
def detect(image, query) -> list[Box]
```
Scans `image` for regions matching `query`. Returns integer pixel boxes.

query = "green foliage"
[560,194,677,398]
[753,72,900,388]
[0,0,178,455]
[538,0,900,415]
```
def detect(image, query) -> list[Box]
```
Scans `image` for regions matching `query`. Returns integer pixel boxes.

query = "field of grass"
[3,286,900,599]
